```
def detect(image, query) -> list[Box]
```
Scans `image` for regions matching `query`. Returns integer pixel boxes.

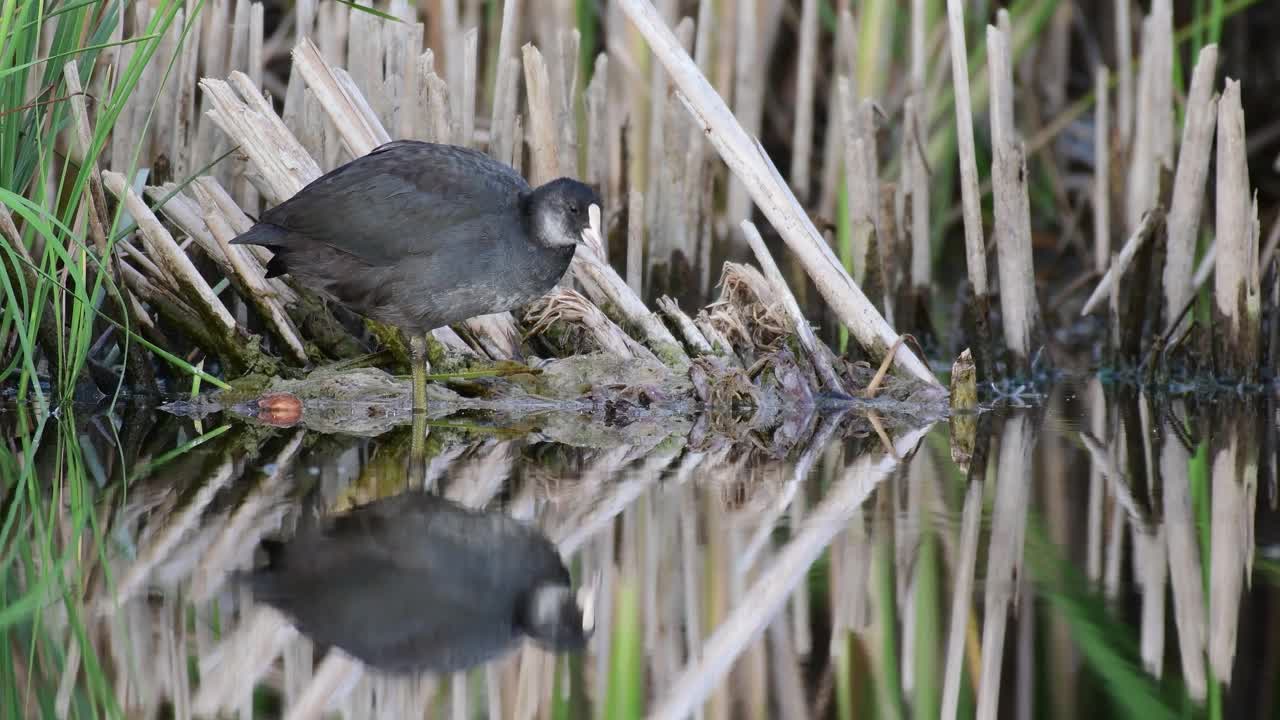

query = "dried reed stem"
[291,38,389,158]
[725,0,760,226]
[576,206,690,368]
[426,63,456,144]
[740,221,841,389]
[947,0,983,297]
[1212,79,1260,381]
[904,94,930,291]
[460,27,479,147]
[1080,208,1163,316]
[622,186,645,293]
[1115,0,1133,147]
[102,172,238,338]
[1092,64,1111,273]
[522,43,561,186]
[201,72,321,201]
[618,0,939,386]
[906,0,930,292]
[284,651,363,720]
[585,53,611,202]
[490,55,521,166]
[656,297,715,356]
[1162,45,1219,333]
[62,63,113,253]
[1125,2,1173,233]
[986,23,1042,370]
[197,186,309,364]
[527,288,658,362]
[789,0,819,198]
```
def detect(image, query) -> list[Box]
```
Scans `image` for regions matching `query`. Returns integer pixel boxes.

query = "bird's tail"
[230,222,287,248]
[231,224,292,278]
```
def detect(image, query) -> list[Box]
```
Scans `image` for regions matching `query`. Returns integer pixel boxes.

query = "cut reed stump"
[986,20,1045,376]
[1212,80,1260,383]
[1162,45,1218,336]
[945,0,994,381]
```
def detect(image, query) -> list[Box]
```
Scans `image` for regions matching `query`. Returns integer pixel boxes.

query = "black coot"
[232,140,600,412]
[243,492,594,674]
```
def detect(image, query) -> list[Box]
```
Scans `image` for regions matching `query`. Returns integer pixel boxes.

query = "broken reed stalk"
[102,171,258,374]
[575,206,691,369]
[947,0,993,297]
[947,0,993,381]
[726,0,761,227]
[1125,0,1174,234]
[1092,64,1111,274]
[1080,208,1164,316]
[655,297,715,357]
[617,0,940,387]
[1161,44,1219,334]
[906,0,930,298]
[1115,0,1134,149]
[1212,80,1260,382]
[627,190,644,295]
[527,288,659,362]
[904,94,930,295]
[838,81,879,289]
[740,221,841,390]
[194,184,309,365]
[986,20,1043,373]
[521,43,561,186]
[817,9,856,222]
[789,0,819,199]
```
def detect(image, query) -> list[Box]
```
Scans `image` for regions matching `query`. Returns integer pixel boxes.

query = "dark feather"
[229,141,582,334]
[254,141,531,268]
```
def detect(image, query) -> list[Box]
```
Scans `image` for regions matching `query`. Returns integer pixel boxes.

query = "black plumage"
[243,492,592,674]
[232,140,599,336]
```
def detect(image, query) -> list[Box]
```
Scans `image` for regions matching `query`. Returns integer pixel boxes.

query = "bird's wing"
[260,141,531,267]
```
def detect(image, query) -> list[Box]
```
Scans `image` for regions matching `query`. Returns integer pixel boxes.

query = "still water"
[3,377,1277,719]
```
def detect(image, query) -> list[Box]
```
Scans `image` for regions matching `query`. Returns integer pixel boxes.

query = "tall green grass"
[0,0,224,405]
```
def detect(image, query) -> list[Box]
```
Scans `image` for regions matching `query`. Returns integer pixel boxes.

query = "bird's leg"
[408,332,431,414]
[408,332,431,486]
[409,410,429,487]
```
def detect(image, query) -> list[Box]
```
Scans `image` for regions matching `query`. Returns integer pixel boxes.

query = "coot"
[232,140,600,411]
[242,492,594,673]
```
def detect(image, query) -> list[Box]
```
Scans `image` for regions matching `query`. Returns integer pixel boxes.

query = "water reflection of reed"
[4,385,1278,718]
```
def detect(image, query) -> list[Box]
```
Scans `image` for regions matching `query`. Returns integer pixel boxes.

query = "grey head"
[518,579,597,650]
[525,178,601,249]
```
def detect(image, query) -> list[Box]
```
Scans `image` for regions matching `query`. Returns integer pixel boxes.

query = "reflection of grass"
[1,412,121,717]
[605,575,643,720]
[1026,522,1184,720]
[871,506,905,720]
[914,521,940,719]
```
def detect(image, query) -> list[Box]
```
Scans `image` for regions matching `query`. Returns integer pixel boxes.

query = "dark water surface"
[3,378,1278,719]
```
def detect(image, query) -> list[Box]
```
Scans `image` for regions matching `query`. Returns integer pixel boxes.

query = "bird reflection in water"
[241,492,595,674]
